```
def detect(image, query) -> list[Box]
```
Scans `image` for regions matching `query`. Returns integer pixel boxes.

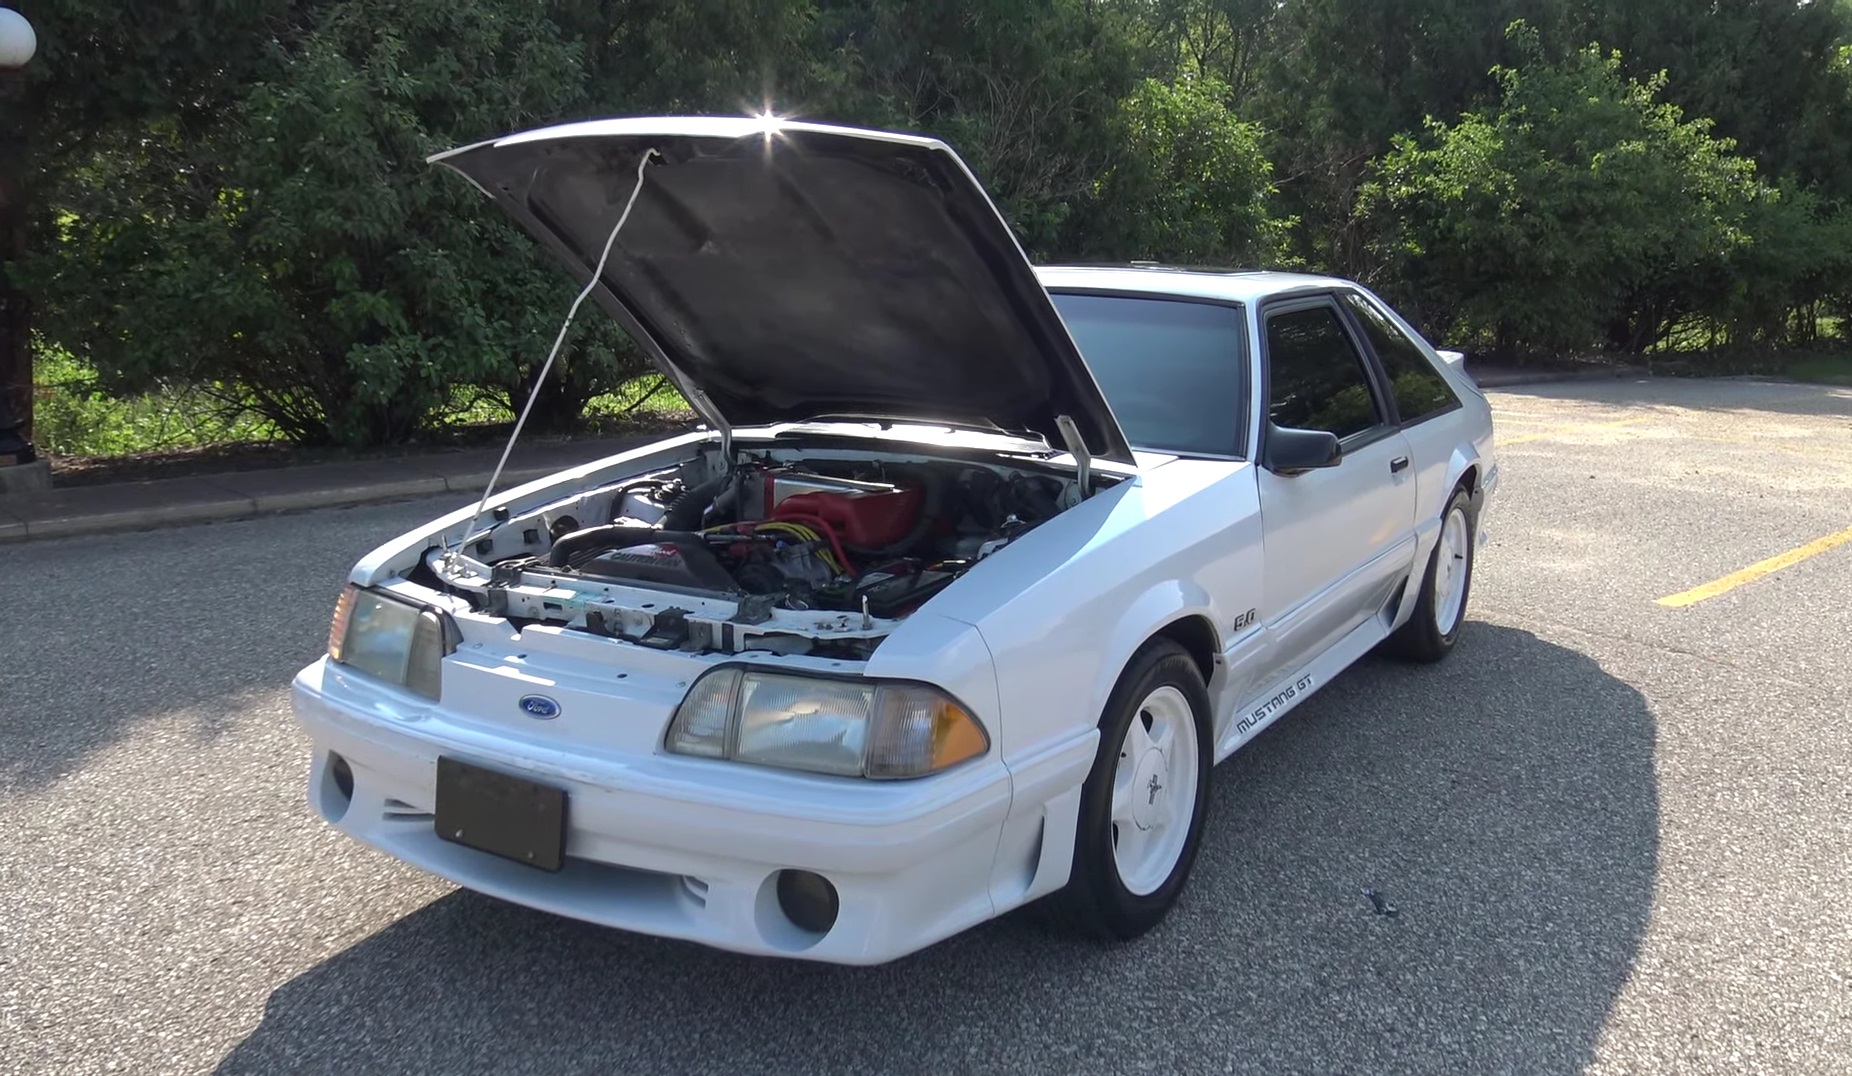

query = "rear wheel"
[1048,640,1212,939]
[1387,485,1476,663]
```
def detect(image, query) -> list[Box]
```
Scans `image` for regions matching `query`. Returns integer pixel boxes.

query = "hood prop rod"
[447,148,661,566]
[1054,414,1093,499]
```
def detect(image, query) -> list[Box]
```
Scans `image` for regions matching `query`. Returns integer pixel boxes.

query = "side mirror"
[1435,348,1467,368]
[1263,423,1342,476]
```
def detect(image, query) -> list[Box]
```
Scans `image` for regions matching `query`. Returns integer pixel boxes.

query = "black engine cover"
[571,532,740,593]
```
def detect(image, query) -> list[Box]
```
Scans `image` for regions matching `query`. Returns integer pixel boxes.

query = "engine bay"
[424,442,1106,659]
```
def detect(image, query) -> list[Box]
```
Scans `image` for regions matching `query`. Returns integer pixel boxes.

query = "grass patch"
[1636,344,1852,383]
[34,346,694,460]
[1784,354,1852,386]
[33,346,282,457]
[435,375,692,435]
[585,375,691,426]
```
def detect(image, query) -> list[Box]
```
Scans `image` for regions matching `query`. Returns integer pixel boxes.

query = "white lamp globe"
[0,9,36,70]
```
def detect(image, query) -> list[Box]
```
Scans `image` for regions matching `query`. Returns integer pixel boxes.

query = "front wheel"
[1047,639,1212,939]
[1387,485,1476,663]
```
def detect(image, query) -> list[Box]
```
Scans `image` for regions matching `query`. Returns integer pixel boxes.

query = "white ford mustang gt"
[291,116,1498,965]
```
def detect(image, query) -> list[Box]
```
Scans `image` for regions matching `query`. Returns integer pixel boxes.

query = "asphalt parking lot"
[2,376,1849,1075]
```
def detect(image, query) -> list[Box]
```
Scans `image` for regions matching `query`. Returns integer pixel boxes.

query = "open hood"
[431,117,1134,465]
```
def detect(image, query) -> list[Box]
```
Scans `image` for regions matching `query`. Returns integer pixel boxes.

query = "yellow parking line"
[1656,524,1852,607]
[1496,416,1655,446]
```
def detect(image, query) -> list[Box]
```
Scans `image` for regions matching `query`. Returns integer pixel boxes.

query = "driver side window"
[1265,305,1383,441]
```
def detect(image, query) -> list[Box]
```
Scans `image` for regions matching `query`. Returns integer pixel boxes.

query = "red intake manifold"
[767,473,924,549]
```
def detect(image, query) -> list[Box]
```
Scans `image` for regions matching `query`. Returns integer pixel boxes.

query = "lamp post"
[0,2,39,473]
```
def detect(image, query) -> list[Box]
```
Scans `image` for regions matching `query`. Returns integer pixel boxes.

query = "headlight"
[327,584,459,700]
[665,668,989,779]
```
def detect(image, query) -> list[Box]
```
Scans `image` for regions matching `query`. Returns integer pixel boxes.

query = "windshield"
[1047,292,1249,458]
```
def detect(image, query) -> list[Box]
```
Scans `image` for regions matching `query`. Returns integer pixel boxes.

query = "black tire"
[1046,639,1213,940]
[1386,485,1476,663]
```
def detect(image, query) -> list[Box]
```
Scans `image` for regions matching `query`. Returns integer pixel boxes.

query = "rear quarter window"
[1341,293,1461,424]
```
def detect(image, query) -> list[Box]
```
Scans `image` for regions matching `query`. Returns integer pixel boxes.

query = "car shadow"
[215,622,1657,1075]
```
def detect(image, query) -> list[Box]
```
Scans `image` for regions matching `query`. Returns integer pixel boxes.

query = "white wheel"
[1433,501,1470,635]
[1386,485,1475,663]
[1109,684,1202,896]
[1050,640,1212,939]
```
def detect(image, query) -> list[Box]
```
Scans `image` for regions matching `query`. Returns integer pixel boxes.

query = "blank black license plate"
[434,756,568,872]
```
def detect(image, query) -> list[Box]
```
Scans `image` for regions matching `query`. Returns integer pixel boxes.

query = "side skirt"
[1212,612,1392,764]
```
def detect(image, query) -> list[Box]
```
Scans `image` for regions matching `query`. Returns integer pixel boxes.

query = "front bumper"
[290,659,1090,964]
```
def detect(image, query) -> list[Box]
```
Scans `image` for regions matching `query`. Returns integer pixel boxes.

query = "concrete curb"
[0,459,50,494]
[1468,365,1652,389]
[0,436,658,545]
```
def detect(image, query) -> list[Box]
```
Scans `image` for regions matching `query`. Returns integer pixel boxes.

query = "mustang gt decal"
[1236,674,1315,736]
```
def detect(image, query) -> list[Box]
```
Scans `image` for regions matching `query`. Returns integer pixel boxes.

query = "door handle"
[1389,456,1410,474]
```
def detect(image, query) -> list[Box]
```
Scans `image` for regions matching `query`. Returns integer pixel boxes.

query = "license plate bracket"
[434,756,568,872]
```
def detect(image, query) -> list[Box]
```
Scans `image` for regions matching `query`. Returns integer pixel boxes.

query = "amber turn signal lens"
[929,698,988,771]
[865,685,989,778]
[327,583,359,662]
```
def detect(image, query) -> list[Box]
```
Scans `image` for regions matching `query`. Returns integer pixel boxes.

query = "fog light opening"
[317,751,355,824]
[331,754,355,801]
[775,869,840,936]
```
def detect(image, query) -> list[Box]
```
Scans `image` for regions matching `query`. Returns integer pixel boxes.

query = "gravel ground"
[2,376,1848,1075]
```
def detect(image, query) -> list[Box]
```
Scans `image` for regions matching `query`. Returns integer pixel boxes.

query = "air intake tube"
[660,474,729,532]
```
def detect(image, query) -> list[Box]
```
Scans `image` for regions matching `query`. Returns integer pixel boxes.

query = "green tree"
[31,0,615,444]
[20,0,1852,452]
[810,0,1144,255]
[1135,0,1290,104]
[1362,23,1779,356]
[1073,76,1291,265]
[1247,0,1547,274]
[1567,0,1852,200]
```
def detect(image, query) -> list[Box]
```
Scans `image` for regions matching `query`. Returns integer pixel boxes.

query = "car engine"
[432,449,1086,658]
[556,460,1063,614]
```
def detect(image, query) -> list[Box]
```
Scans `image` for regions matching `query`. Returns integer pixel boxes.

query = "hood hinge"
[1054,414,1093,498]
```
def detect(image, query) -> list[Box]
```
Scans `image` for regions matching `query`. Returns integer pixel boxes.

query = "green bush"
[1361,22,1781,357]
[29,0,644,447]
[1072,76,1293,266]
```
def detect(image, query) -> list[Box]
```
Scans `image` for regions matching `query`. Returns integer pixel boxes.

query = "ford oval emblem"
[518,694,561,720]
